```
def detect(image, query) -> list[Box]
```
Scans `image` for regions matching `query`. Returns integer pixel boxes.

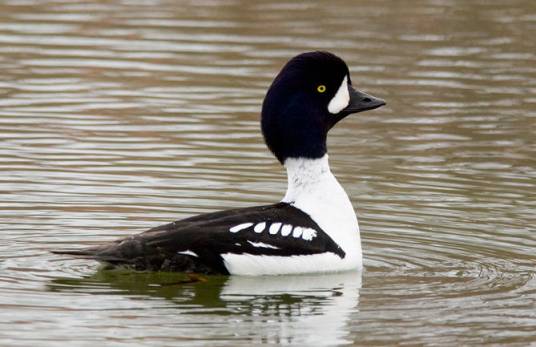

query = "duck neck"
[281,155,362,268]
[282,154,342,204]
[281,154,362,268]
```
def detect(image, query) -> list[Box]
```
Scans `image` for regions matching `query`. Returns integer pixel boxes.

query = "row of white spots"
[229,222,317,241]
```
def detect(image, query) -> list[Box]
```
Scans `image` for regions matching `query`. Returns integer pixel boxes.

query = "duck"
[54,51,385,276]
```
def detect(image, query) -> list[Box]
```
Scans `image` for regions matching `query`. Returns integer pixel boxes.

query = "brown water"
[1,0,535,345]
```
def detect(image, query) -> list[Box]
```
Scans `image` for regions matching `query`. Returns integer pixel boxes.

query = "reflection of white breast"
[283,155,363,271]
[221,271,362,346]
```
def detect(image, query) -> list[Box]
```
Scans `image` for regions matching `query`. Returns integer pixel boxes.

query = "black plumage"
[261,52,349,163]
[54,203,345,275]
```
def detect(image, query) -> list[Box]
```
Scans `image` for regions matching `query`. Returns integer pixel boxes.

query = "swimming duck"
[55,51,385,275]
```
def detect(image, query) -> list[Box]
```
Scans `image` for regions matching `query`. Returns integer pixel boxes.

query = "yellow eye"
[317,85,326,93]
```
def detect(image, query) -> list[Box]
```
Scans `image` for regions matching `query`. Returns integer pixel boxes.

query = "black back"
[62,203,345,275]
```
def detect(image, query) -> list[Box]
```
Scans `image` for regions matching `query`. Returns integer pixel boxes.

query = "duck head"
[261,51,386,164]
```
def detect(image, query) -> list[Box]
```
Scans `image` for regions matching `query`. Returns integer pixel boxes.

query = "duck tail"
[51,247,100,258]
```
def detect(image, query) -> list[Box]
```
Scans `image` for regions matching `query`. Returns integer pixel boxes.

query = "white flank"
[229,222,253,233]
[247,241,279,249]
[281,224,293,236]
[281,154,363,272]
[327,75,349,114]
[253,222,266,233]
[269,222,282,234]
[177,250,198,257]
[222,253,346,276]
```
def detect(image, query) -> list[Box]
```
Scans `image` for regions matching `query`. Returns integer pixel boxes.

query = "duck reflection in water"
[49,269,362,345]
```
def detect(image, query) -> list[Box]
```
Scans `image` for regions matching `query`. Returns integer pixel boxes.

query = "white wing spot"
[247,241,279,249]
[281,224,293,236]
[269,222,282,235]
[178,250,198,257]
[254,222,266,233]
[301,228,317,241]
[292,226,303,238]
[229,222,253,233]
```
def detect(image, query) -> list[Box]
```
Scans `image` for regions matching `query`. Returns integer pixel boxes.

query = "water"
[1,0,535,345]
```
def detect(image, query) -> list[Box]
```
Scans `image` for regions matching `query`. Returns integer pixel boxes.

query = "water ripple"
[1,0,535,345]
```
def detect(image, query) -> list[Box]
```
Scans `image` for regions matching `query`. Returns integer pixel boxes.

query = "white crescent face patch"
[327,75,350,114]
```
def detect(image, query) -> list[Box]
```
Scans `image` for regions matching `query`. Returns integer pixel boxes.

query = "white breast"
[222,155,362,276]
[282,155,362,272]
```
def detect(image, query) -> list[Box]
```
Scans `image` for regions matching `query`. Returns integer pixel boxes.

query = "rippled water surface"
[1,0,535,345]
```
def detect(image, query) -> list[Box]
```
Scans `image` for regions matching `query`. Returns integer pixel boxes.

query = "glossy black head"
[261,51,385,164]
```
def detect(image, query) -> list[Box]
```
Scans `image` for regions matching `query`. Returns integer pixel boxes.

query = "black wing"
[54,202,345,274]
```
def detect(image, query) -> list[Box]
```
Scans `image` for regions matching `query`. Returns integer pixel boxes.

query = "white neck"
[282,155,332,204]
[281,155,363,271]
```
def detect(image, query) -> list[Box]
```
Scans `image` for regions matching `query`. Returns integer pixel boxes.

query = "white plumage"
[222,154,362,275]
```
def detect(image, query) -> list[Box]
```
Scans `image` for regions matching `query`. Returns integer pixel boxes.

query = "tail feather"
[51,247,101,258]
[52,240,220,274]
[52,238,157,265]
[52,247,131,263]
